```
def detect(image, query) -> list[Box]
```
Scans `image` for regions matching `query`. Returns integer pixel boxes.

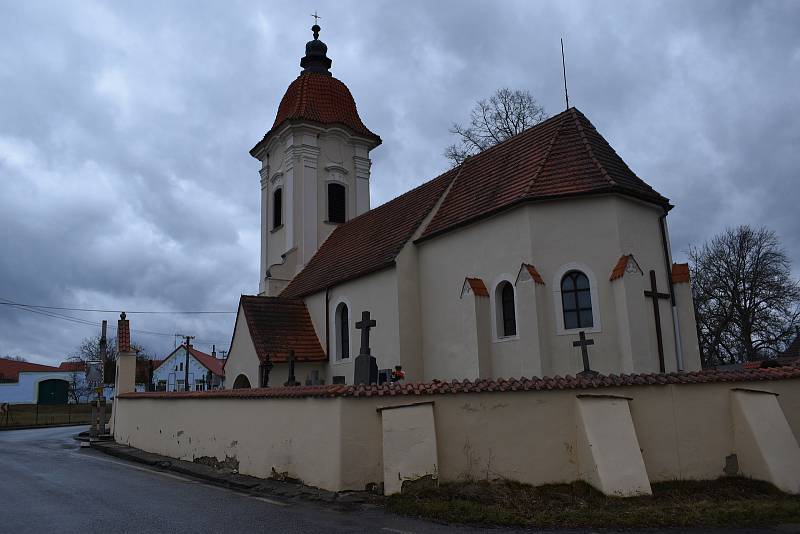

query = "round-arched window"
[561,270,593,329]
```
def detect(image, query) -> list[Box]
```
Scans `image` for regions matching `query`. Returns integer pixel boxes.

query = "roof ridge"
[458,108,572,167]
[570,108,617,188]
[522,112,568,198]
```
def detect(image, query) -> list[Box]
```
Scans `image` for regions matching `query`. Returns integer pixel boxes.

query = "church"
[223,24,702,389]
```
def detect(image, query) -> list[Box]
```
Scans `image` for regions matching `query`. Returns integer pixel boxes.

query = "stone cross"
[573,330,598,376]
[260,353,274,388]
[354,311,379,385]
[355,311,377,356]
[284,350,300,387]
[643,269,670,373]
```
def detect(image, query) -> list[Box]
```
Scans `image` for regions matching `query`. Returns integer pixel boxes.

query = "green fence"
[0,403,111,428]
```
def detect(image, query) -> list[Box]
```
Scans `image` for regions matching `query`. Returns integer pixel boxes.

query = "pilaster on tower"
[251,23,381,296]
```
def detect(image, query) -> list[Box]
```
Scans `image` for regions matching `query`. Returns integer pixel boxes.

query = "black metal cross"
[573,331,597,376]
[355,311,377,356]
[310,11,321,24]
[644,269,671,373]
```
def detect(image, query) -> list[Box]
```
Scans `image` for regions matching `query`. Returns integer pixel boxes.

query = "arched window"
[498,281,517,337]
[272,188,283,229]
[335,302,350,359]
[561,270,593,329]
[328,183,346,223]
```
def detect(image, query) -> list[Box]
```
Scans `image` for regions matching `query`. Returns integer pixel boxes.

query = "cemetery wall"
[114,377,800,493]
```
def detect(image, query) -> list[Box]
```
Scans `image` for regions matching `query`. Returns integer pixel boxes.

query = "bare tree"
[445,88,548,166]
[689,226,800,366]
[72,335,118,385]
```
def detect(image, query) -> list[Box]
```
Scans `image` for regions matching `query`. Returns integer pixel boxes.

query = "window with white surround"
[334,301,350,360]
[552,262,602,335]
[328,183,346,223]
[493,278,518,339]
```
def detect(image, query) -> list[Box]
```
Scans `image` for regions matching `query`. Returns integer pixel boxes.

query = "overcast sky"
[1,0,798,365]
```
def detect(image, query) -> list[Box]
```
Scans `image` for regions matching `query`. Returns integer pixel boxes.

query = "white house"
[224,24,702,389]
[0,359,72,404]
[152,344,225,392]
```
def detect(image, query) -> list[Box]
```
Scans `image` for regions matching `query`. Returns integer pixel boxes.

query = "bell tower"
[250,23,381,296]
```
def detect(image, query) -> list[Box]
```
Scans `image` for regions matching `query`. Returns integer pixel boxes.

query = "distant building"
[152,344,225,392]
[0,359,72,404]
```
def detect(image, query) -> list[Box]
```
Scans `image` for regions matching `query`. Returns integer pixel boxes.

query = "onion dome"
[250,24,381,157]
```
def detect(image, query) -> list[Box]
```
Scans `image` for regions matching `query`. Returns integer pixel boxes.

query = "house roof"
[58,361,86,372]
[235,295,326,363]
[119,364,800,400]
[155,346,224,377]
[418,107,670,242]
[280,168,458,298]
[250,72,380,156]
[0,359,62,382]
[672,263,691,284]
[781,334,800,359]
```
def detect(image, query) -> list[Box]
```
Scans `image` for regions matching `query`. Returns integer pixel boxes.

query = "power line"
[0,297,230,346]
[0,300,235,314]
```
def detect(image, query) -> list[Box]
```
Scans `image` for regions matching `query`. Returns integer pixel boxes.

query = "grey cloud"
[1,0,798,363]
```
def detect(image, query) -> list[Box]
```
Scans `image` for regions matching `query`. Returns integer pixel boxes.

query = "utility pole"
[180,334,195,391]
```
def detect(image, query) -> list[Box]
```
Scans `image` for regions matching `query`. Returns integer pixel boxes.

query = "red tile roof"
[234,295,326,363]
[58,361,86,372]
[463,277,489,297]
[250,72,380,156]
[672,263,691,284]
[418,108,670,242]
[0,359,62,382]
[155,346,225,377]
[119,365,800,400]
[187,348,225,377]
[610,255,633,281]
[281,169,458,298]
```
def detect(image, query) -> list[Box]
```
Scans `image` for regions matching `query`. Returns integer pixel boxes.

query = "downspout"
[659,211,684,371]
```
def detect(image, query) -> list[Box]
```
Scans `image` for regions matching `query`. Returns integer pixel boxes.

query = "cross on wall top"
[643,269,671,373]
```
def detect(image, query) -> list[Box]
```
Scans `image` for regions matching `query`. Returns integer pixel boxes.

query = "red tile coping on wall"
[117,365,800,400]
[609,255,633,281]
[463,277,489,297]
[522,263,545,285]
[672,263,691,284]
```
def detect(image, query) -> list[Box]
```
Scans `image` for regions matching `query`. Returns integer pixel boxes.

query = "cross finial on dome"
[310,11,321,39]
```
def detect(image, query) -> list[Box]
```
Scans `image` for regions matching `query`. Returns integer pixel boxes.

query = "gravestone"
[284,350,300,387]
[354,311,378,385]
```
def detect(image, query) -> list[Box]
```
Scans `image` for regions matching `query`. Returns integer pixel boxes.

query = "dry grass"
[387,477,800,528]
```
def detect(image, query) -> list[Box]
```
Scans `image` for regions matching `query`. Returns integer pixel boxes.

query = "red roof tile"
[234,295,326,363]
[58,361,86,372]
[251,72,380,156]
[0,359,62,382]
[119,365,800,400]
[463,277,489,297]
[280,169,458,298]
[521,263,545,285]
[672,263,690,284]
[610,255,633,281]
[157,346,225,377]
[418,108,670,242]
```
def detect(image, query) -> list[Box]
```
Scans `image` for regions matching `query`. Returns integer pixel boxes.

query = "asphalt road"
[0,426,795,534]
[0,426,494,534]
